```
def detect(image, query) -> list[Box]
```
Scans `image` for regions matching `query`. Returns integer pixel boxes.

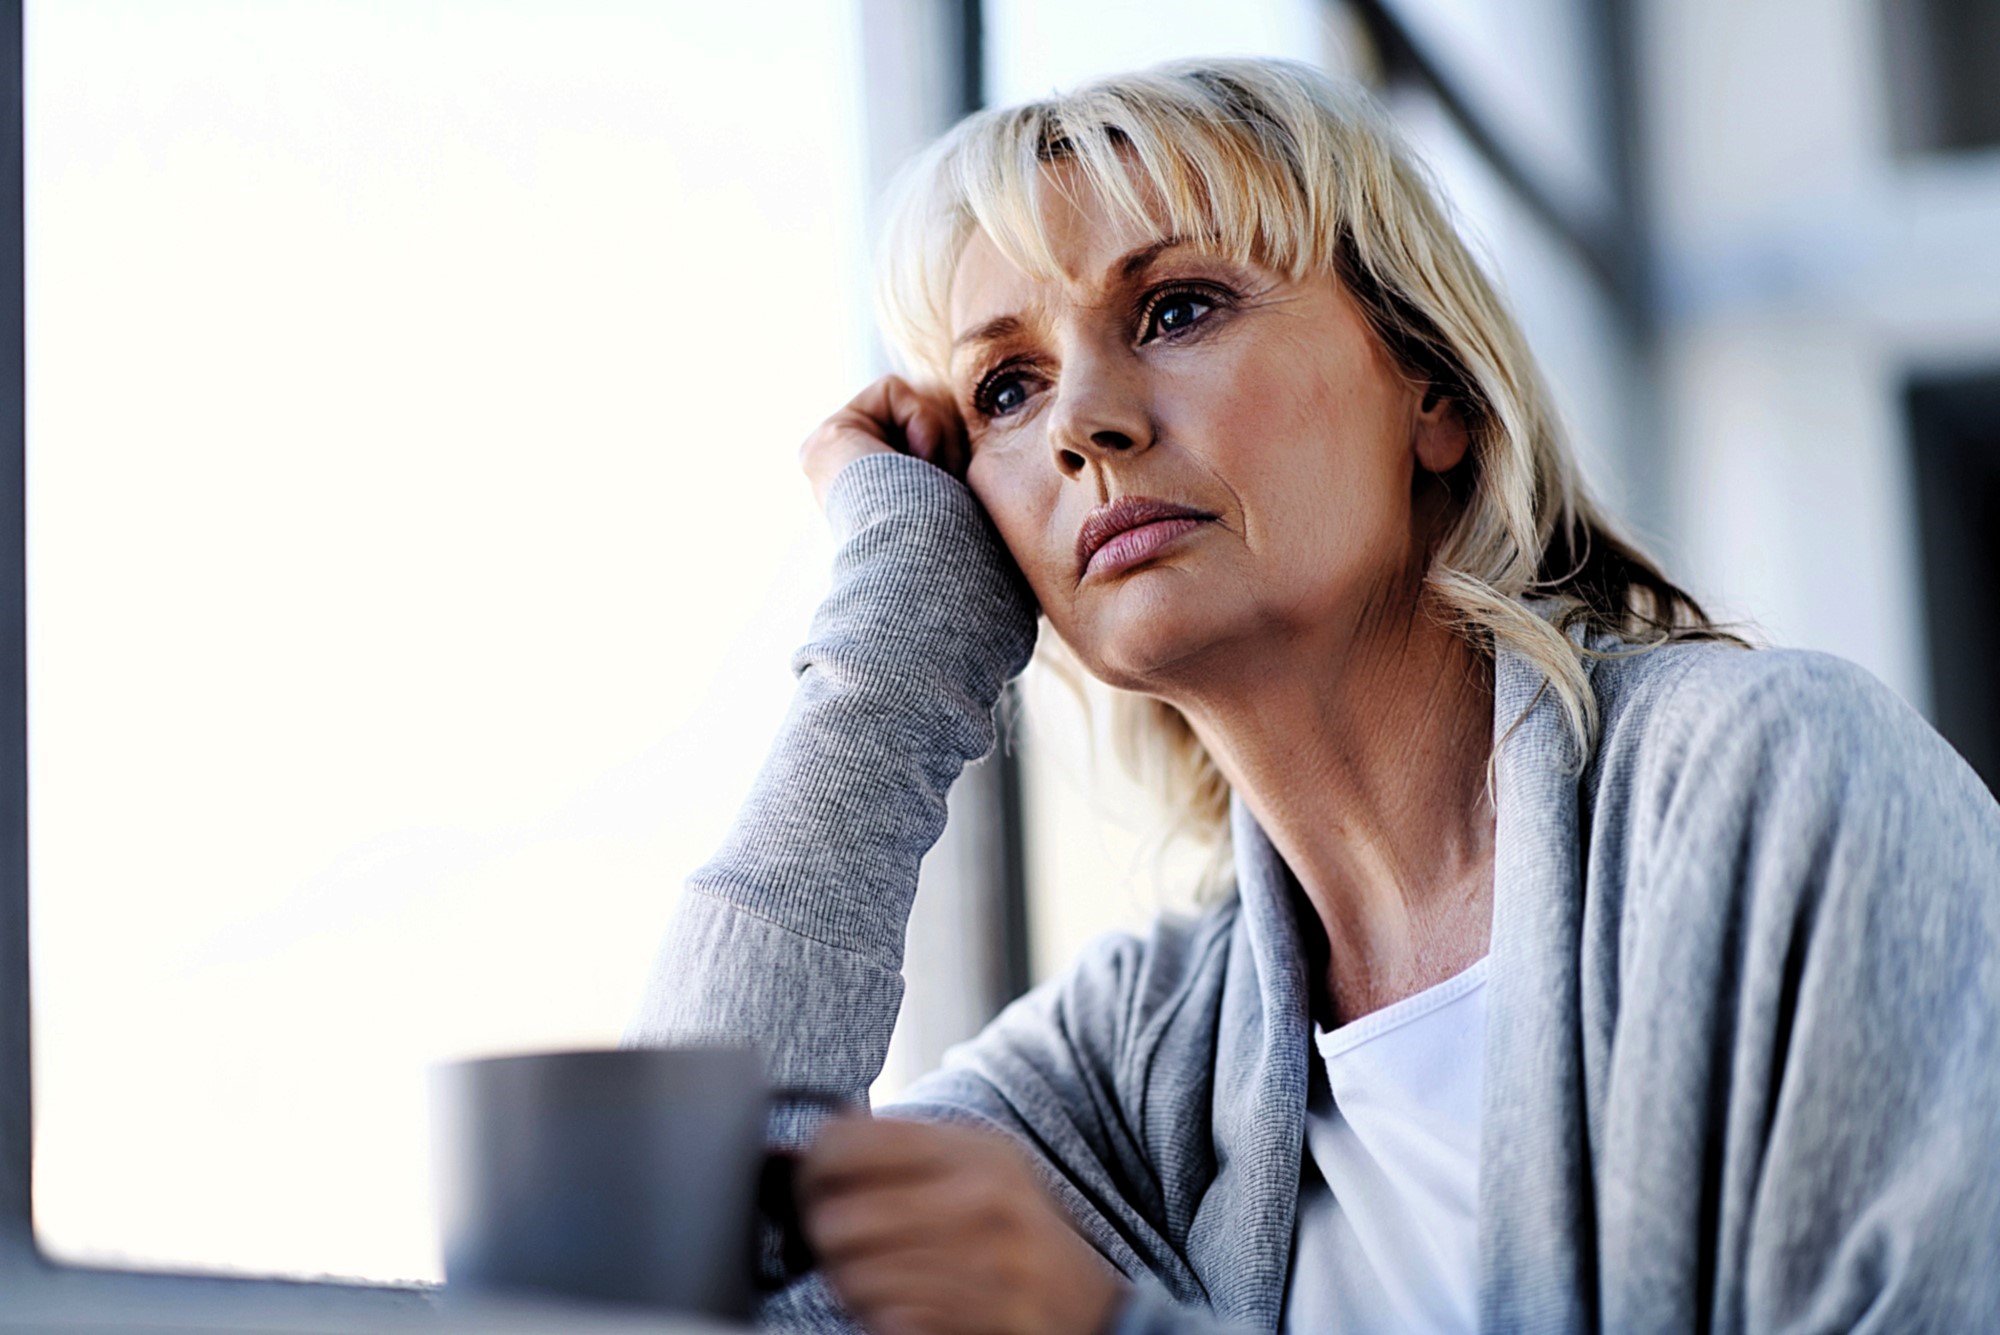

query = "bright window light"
[27,0,865,1284]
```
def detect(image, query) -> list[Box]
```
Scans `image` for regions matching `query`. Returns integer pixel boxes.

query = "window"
[26,0,868,1286]
[1377,0,1620,244]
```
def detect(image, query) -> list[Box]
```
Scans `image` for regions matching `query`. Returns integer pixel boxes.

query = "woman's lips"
[1085,517,1211,579]
[1076,497,1217,580]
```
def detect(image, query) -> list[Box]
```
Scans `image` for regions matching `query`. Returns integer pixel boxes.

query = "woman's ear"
[1413,385,1471,474]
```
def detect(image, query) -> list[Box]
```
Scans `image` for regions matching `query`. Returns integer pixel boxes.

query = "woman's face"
[946,175,1469,697]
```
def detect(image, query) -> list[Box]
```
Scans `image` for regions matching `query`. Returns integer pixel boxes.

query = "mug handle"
[755,1087,862,1291]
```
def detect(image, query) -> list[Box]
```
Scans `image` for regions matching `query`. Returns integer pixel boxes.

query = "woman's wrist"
[813,450,1039,692]
[822,449,964,540]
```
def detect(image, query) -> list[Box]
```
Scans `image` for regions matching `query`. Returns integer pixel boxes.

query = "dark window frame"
[1350,0,1650,332]
[1880,0,2000,157]
[3,0,37,1273]
[1906,370,2000,796]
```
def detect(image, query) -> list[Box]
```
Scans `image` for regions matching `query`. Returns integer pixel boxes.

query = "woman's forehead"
[948,160,1182,305]
[957,217,1244,349]
[945,224,1193,362]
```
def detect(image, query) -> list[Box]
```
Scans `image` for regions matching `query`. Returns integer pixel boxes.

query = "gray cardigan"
[628,452,2000,1333]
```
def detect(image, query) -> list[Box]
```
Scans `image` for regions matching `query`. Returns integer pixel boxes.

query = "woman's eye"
[1145,291,1216,340]
[976,369,1034,418]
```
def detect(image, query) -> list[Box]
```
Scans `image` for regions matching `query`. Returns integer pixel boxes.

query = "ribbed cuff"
[810,450,1039,692]
[823,451,970,544]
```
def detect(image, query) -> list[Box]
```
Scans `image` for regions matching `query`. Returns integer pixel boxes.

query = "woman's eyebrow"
[1113,235,1193,281]
[952,314,1025,361]
[948,236,1207,368]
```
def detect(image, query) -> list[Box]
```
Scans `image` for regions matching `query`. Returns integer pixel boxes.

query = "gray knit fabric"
[627,451,2000,1333]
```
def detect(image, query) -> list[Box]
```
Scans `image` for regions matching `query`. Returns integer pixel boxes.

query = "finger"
[797,1117,976,1199]
[887,379,967,473]
[822,377,900,450]
[848,1300,954,1335]
[868,377,968,471]
[884,378,939,461]
[839,376,922,450]
[922,397,970,476]
[803,1114,958,1182]
[921,402,970,477]
[820,1251,983,1333]
[805,1174,989,1265]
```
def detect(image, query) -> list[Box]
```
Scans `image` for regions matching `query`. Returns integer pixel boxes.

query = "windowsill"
[1,1258,746,1333]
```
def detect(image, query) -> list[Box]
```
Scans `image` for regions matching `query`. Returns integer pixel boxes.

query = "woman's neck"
[1174,594,1497,1027]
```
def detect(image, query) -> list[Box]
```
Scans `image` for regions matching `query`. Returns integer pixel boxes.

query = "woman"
[628,58,2000,1334]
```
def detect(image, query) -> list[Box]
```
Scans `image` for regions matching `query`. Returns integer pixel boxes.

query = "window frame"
[1352,0,1650,332]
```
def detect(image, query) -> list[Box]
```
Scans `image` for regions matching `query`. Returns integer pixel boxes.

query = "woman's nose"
[1047,354,1152,476]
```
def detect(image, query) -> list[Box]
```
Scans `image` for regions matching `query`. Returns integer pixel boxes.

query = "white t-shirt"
[1280,955,1489,1333]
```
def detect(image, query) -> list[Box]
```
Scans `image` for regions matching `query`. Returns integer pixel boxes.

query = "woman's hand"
[797,1115,1129,1335]
[800,375,968,512]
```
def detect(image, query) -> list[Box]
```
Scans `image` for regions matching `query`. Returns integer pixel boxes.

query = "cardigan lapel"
[1477,644,1598,1332]
[1184,792,1313,1327]
[1187,641,1597,1331]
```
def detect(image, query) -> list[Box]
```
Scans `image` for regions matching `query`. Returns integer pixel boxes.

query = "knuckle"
[802,1191,852,1238]
[798,425,840,463]
[972,1188,1013,1233]
[811,1112,865,1154]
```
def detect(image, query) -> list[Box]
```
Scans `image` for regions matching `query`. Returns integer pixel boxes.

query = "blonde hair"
[872,57,1735,879]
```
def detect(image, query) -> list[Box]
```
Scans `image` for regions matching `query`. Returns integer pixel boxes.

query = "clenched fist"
[797,1115,1129,1335]
[799,375,969,512]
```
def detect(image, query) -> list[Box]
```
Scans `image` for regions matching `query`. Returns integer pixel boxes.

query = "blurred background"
[24,0,1999,1288]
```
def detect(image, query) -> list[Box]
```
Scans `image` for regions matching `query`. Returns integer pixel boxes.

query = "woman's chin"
[1075,605,1235,694]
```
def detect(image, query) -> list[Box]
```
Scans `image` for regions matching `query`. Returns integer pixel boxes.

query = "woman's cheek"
[969,454,1057,575]
[964,441,1013,516]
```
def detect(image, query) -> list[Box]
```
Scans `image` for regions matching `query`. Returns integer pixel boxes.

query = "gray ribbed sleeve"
[625,450,1036,1100]
[622,452,1040,1329]
[685,451,1038,970]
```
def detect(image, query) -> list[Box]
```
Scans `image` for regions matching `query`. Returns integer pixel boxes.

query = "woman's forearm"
[625,452,1037,1109]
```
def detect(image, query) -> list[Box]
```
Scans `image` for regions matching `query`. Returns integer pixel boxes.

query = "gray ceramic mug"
[429,1046,841,1320]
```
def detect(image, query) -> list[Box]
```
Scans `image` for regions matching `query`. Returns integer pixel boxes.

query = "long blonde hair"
[872,57,1734,876]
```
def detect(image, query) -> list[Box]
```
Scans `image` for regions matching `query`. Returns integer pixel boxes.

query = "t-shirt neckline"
[1313,954,1491,1060]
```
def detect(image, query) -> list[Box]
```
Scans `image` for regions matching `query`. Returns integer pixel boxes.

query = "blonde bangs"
[875,62,1371,388]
